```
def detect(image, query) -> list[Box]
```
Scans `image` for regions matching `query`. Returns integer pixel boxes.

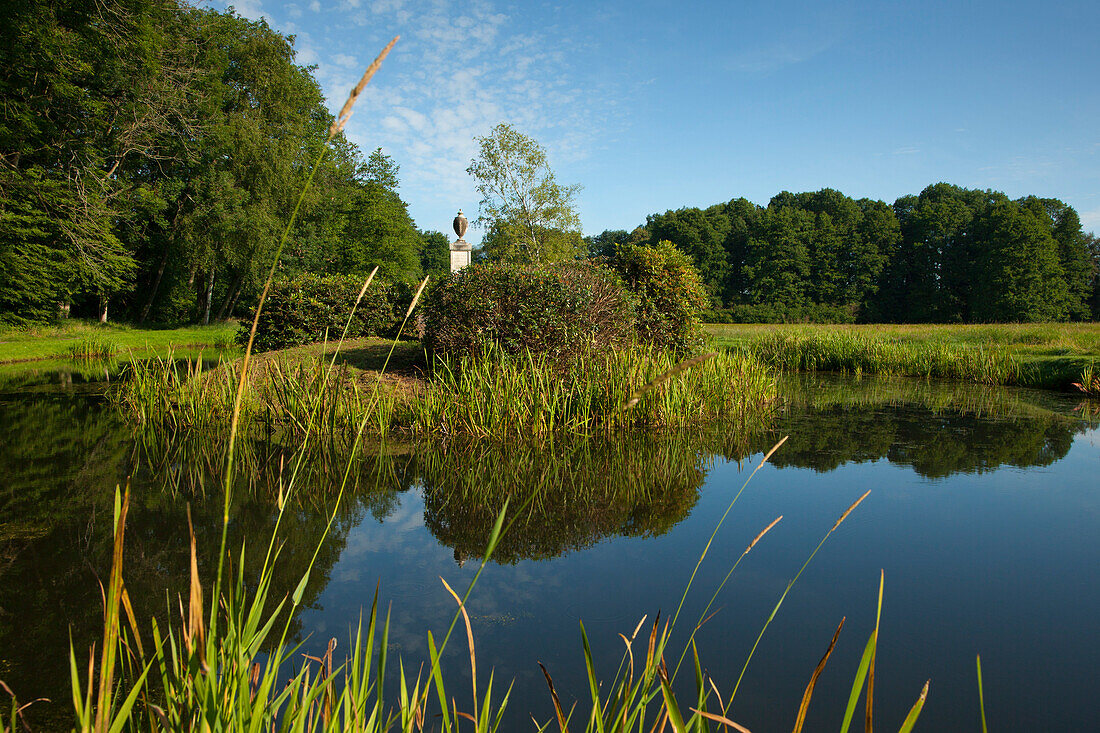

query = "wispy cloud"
[308,0,611,234]
[203,0,619,237]
[1080,206,1100,232]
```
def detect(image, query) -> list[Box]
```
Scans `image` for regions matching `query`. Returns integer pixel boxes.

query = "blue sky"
[206,0,1100,240]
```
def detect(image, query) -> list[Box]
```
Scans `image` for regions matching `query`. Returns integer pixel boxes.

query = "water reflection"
[0,373,1095,729]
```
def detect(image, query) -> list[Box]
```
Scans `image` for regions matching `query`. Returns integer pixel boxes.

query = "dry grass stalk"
[833,489,872,533]
[742,515,783,559]
[620,351,717,411]
[792,617,845,733]
[330,36,400,138]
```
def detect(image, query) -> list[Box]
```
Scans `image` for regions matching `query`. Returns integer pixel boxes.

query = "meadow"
[707,322,1100,390]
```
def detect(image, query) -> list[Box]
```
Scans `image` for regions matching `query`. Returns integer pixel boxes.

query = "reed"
[731,331,1025,386]
[66,333,118,360]
[1071,364,1100,397]
[405,346,777,438]
[114,344,779,443]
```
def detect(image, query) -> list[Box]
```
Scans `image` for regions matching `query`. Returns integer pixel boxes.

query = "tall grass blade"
[620,352,717,411]
[976,655,988,733]
[896,680,929,733]
[689,708,754,733]
[840,631,877,733]
[792,617,845,733]
[866,570,884,733]
[539,662,571,733]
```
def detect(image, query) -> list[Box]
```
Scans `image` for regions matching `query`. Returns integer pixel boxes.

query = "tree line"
[589,184,1099,322]
[0,0,448,326]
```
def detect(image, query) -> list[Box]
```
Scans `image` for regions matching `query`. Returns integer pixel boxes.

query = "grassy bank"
[0,320,239,364]
[707,322,1100,390]
[114,344,779,444]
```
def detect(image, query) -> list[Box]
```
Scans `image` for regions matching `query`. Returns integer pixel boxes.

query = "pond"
[0,368,1097,731]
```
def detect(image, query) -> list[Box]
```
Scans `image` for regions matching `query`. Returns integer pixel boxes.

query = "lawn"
[0,320,239,364]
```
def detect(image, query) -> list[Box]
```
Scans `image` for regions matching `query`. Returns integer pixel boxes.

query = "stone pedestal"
[450,238,471,273]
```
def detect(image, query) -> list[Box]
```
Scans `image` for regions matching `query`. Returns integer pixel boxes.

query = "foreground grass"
[707,322,1100,390]
[0,320,239,364]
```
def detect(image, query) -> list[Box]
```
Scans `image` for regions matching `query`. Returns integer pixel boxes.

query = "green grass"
[114,345,780,445]
[0,320,239,364]
[706,322,1100,390]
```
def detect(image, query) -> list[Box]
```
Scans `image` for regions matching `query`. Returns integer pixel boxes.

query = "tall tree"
[467,123,582,264]
[970,203,1068,321]
[0,0,193,322]
[743,207,812,306]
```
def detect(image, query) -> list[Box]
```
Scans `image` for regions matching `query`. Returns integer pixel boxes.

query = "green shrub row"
[238,273,395,352]
[421,260,635,364]
[422,240,710,360]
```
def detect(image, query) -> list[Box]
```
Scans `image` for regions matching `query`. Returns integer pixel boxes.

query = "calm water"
[0,369,1097,731]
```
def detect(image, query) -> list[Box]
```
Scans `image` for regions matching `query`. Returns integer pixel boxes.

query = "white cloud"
[1080,206,1100,232]
[306,0,615,235]
[309,0,321,11]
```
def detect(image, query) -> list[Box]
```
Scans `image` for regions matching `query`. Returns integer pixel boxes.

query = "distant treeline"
[0,0,449,326]
[589,185,1099,323]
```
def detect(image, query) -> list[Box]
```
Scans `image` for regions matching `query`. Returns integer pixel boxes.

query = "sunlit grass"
[708,323,1100,389]
[0,320,239,364]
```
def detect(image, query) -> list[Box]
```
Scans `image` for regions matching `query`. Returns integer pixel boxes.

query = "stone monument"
[450,210,471,273]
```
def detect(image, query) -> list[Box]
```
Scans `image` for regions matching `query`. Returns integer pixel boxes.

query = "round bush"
[239,273,395,352]
[421,261,636,363]
[609,240,709,352]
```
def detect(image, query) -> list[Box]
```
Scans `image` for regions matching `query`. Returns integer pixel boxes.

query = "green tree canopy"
[467,123,583,264]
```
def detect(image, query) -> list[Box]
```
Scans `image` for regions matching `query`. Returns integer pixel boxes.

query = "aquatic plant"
[114,344,778,443]
[1071,363,1100,397]
[709,322,1100,390]
[731,331,1025,386]
[405,346,777,438]
[66,333,118,360]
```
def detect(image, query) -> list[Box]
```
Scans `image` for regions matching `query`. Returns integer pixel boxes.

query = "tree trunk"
[139,246,171,323]
[225,285,243,320]
[202,270,215,325]
[98,296,109,324]
[214,274,242,321]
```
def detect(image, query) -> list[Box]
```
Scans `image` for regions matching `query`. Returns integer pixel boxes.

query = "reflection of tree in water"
[0,374,1092,723]
[418,435,719,564]
[0,397,409,727]
[764,375,1088,478]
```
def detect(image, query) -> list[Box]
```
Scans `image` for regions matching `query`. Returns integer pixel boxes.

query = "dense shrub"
[238,273,395,352]
[609,240,708,352]
[421,261,636,363]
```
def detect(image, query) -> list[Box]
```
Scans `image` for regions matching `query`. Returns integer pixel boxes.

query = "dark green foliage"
[646,208,729,298]
[1018,196,1095,319]
[419,230,451,278]
[421,261,636,363]
[0,1,426,326]
[608,240,709,352]
[239,273,395,352]
[704,303,857,324]
[585,229,631,259]
[622,184,1092,324]
[969,202,1068,322]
